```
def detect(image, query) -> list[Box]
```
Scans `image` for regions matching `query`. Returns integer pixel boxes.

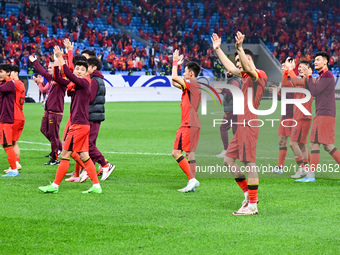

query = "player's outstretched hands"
[33,74,43,84]
[33,75,38,83]
[301,64,313,77]
[63,38,74,51]
[211,33,221,50]
[53,46,65,66]
[173,49,184,65]
[284,57,295,70]
[29,55,37,62]
[53,46,64,59]
[235,31,245,49]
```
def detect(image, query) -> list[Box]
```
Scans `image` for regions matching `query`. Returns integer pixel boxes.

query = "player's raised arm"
[52,47,70,87]
[29,55,53,81]
[235,31,257,78]
[211,33,241,77]
[171,49,185,89]
[63,38,74,71]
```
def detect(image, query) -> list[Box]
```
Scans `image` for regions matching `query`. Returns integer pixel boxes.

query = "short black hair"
[74,61,88,71]
[87,57,102,71]
[73,55,88,65]
[299,60,312,69]
[11,64,20,73]
[186,61,201,77]
[81,49,96,58]
[0,64,13,73]
[234,49,254,59]
[314,51,330,64]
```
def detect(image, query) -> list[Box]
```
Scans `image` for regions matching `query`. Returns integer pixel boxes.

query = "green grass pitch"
[0,100,339,254]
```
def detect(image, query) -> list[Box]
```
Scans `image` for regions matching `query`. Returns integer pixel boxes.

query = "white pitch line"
[17,141,335,162]
[19,141,50,146]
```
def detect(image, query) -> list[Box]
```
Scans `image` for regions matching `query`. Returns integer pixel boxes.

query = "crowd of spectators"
[0,0,340,75]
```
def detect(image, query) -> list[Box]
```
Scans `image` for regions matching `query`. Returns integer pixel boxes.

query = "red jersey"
[282,70,313,120]
[14,80,25,121]
[180,79,201,128]
[240,69,267,122]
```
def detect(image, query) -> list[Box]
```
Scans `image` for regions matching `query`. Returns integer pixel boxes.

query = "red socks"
[295,156,304,168]
[176,155,191,180]
[4,146,17,170]
[310,150,320,172]
[83,158,99,185]
[278,147,287,167]
[54,158,70,185]
[235,175,248,193]
[248,185,258,204]
[71,152,85,169]
[74,162,81,177]
[188,159,197,179]
[329,147,340,165]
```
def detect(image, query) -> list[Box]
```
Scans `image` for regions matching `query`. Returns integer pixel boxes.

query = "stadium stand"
[0,0,339,76]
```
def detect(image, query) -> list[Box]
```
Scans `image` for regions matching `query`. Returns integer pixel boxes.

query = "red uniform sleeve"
[66,50,74,72]
[63,64,89,88]
[53,66,71,87]
[33,60,53,82]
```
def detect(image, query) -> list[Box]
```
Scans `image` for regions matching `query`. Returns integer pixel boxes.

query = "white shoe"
[272,166,283,174]
[178,178,200,192]
[232,199,248,214]
[16,162,22,170]
[80,170,89,183]
[216,150,227,158]
[232,206,258,215]
[101,164,116,181]
[290,167,307,179]
[3,162,22,173]
[3,168,11,174]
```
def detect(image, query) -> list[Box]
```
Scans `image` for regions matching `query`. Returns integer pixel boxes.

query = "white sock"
[248,203,257,211]
[11,168,18,173]
[93,183,101,188]
[52,182,59,189]
[244,191,249,201]
[189,178,197,182]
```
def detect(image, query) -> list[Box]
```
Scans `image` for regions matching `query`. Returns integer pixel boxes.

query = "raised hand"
[53,46,64,59]
[235,31,245,49]
[211,33,221,50]
[284,57,295,70]
[173,49,184,64]
[29,55,37,62]
[63,38,74,51]
[301,64,312,77]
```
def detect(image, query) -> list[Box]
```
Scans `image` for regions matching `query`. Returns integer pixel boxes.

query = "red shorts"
[0,123,13,146]
[12,119,25,141]
[277,118,293,137]
[63,124,90,152]
[173,126,200,152]
[310,115,335,144]
[62,117,71,141]
[226,125,259,163]
[290,119,312,144]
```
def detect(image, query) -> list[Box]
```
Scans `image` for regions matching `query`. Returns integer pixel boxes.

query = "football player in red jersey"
[171,49,201,192]
[212,32,267,215]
